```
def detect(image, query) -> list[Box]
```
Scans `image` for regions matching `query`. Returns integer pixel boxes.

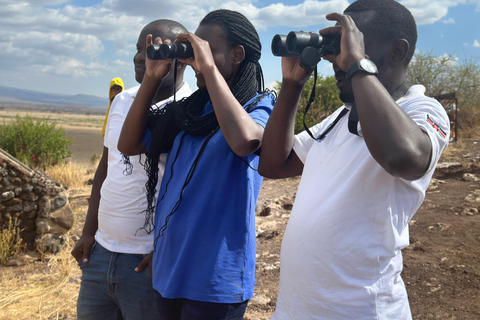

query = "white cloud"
[0,0,478,97]
[441,18,455,24]
[474,39,480,47]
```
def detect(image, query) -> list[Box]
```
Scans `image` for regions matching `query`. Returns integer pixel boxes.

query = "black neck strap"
[304,80,409,140]
[348,81,409,136]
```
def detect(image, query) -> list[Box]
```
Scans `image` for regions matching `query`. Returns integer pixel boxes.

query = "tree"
[0,115,73,169]
[407,51,480,133]
[274,74,342,134]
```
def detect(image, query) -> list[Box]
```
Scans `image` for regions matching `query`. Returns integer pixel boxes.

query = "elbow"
[230,139,262,158]
[258,160,286,179]
[258,163,275,178]
[381,148,430,180]
[117,140,142,156]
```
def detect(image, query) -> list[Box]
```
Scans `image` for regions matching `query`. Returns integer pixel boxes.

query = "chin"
[135,73,144,84]
[339,92,355,104]
[196,79,206,89]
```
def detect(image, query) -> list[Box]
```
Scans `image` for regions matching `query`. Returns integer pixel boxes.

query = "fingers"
[322,54,336,63]
[146,34,153,46]
[81,248,91,263]
[135,252,153,273]
[70,247,81,262]
[325,12,353,27]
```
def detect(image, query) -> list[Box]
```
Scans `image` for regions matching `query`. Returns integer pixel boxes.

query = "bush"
[274,74,342,134]
[0,115,73,169]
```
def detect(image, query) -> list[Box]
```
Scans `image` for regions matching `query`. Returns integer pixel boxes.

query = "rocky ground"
[245,139,480,320]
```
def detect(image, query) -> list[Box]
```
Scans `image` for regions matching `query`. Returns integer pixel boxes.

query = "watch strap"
[346,58,378,83]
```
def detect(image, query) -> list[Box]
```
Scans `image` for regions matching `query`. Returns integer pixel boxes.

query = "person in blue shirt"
[118,9,275,320]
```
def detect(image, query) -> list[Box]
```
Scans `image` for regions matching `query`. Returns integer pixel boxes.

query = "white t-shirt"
[96,83,192,254]
[272,85,449,319]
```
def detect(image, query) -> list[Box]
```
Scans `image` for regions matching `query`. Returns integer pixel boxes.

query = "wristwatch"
[346,58,378,83]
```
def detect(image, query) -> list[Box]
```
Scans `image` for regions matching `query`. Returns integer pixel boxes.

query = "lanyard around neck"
[305,80,409,141]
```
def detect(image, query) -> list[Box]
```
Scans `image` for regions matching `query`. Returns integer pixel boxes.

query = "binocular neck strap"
[173,59,178,102]
[304,67,319,140]
[348,82,409,136]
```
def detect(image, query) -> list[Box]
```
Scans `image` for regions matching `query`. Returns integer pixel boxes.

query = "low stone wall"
[0,149,73,252]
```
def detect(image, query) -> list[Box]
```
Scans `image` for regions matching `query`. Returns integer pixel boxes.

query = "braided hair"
[141,9,270,235]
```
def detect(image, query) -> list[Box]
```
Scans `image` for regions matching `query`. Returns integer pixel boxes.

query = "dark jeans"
[77,242,160,320]
[154,291,249,320]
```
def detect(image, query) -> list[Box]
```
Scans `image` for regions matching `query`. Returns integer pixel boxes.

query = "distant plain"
[0,108,105,164]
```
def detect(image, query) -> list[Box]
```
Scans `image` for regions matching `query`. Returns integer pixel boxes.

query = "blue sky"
[0,0,479,100]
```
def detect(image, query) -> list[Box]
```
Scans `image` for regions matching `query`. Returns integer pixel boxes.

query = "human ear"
[231,45,245,65]
[389,39,409,66]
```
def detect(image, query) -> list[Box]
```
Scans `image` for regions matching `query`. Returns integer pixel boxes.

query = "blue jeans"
[154,291,249,320]
[77,242,160,320]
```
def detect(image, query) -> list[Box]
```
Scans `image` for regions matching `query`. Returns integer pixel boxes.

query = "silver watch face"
[360,59,378,73]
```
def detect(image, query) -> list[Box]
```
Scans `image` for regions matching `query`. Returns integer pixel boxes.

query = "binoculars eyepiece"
[147,42,194,60]
[271,31,341,68]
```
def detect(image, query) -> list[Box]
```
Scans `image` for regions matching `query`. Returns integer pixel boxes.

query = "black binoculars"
[271,31,341,68]
[147,42,194,60]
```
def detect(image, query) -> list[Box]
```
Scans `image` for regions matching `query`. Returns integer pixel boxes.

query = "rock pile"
[0,149,73,253]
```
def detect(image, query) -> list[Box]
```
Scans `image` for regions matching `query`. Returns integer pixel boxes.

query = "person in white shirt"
[259,0,450,319]
[71,19,192,320]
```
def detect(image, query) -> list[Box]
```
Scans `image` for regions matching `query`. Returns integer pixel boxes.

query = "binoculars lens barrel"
[286,32,322,56]
[146,43,194,60]
[147,44,163,60]
[270,31,341,68]
[272,35,291,57]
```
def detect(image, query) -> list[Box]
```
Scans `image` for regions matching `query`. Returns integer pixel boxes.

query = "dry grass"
[0,162,94,320]
[44,163,86,190]
[0,237,81,320]
[44,162,95,190]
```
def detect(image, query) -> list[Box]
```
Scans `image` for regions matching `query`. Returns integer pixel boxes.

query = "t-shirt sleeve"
[104,93,126,150]
[402,96,450,175]
[247,93,274,127]
[293,106,346,164]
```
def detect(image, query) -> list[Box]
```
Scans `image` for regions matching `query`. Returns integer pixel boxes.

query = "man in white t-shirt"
[259,0,450,319]
[71,20,192,319]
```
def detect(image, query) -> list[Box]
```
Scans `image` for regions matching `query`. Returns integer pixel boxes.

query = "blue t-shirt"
[147,93,274,303]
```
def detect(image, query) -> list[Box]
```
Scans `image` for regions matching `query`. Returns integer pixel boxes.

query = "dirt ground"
[244,138,480,319]
[3,135,478,319]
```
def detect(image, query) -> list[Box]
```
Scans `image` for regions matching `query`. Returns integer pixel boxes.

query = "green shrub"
[0,115,73,169]
[274,74,342,134]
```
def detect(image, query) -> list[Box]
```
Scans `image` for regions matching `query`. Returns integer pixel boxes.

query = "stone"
[36,219,51,234]
[1,191,15,202]
[50,205,74,230]
[257,206,272,217]
[14,187,22,196]
[6,203,23,212]
[23,201,37,213]
[21,193,38,201]
[37,196,51,217]
[6,198,21,206]
[21,174,32,183]
[11,177,22,185]
[35,233,67,253]
[53,194,67,209]
[22,183,34,193]
[461,207,479,216]
[463,173,480,182]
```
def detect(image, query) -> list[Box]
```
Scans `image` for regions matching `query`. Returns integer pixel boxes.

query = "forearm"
[351,74,432,178]
[258,79,304,179]
[118,76,161,155]
[203,67,264,156]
